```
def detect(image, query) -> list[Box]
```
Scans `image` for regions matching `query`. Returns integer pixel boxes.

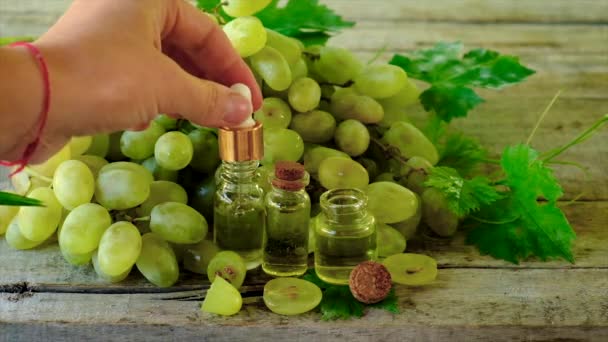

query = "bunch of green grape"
[0,0,446,316]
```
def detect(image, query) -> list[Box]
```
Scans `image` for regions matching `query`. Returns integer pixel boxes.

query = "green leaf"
[0,191,43,207]
[467,144,575,263]
[425,167,503,217]
[390,42,535,122]
[437,133,487,176]
[368,288,400,314]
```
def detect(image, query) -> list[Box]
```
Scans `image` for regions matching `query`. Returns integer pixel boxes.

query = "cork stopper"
[272,161,308,191]
[218,121,264,162]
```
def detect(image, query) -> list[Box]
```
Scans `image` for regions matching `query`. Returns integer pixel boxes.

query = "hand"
[30,0,261,161]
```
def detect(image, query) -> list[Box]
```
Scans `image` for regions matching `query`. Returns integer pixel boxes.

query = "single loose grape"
[53,160,95,210]
[137,181,188,217]
[318,157,369,190]
[97,221,143,277]
[263,278,322,315]
[136,233,179,287]
[382,253,438,286]
[334,119,370,157]
[262,128,304,165]
[207,251,247,290]
[288,77,321,113]
[150,202,208,244]
[253,97,292,129]
[290,110,336,144]
[201,276,243,316]
[223,16,267,58]
[366,182,419,224]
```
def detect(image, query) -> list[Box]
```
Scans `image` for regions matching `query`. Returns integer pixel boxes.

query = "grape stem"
[541,114,607,163]
[369,136,410,165]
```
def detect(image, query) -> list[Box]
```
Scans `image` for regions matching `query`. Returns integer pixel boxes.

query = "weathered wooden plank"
[0,201,605,291]
[1,268,607,341]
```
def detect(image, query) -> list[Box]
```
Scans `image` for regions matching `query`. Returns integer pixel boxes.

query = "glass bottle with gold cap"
[214,105,266,270]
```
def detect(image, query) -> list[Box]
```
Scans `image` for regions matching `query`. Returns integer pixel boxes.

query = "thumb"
[156,62,253,127]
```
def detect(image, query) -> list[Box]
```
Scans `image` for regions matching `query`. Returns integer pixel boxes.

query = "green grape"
[5,218,45,250]
[253,97,292,129]
[334,119,370,157]
[288,77,321,113]
[222,0,271,17]
[107,131,127,161]
[92,253,132,283]
[155,131,194,171]
[421,188,459,237]
[75,155,109,178]
[318,157,369,190]
[95,162,152,210]
[330,87,384,124]
[188,129,220,174]
[254,164,274,194]
[303,145,349,175]
[377,223,407,258]
[375,172,396,183]
[263,278,322,315]
[353,64,408,99]
[290,58,308,81]
[358,158,379,181]
[154,114,178,130]
[29,143,71,178]
[136,233,179,287]
[120,121,166,160]
[97,221,142,277]
[378,78,420,109]
[314,47,363,85]
[382,122,439,165]
[0,200,19,235]
[399,156,433,195]
[61,249,93,266]
[250,46,292,91]
[207,251,247,290]
[18,187,62,242]
[391,193,422,239]
[223,16,267,58]
[265,29,302,66]
[201,276,243,316]
[262,128,304,165]
[188,176,217,223]
[150,202,208,244]
[183,239,221,274]
[69,136,93,156]
[366,182,418,224]
[85,134,110,158]
[378,106,412,128]
[382,253,438,286]
[290,110,336,144]
[137,181,188,217]
[141,157,178,182]
[59,203,111,255]
[53,160,95,210]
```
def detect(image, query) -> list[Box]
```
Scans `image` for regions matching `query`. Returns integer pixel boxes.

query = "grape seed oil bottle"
[214,121,266,269]
[262,161,311,277]
[315,188,377,285]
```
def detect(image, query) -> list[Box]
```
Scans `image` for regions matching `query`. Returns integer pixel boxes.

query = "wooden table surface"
[1,1,607,341]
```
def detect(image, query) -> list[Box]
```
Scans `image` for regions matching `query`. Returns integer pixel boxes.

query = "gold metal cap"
[218,121,264,162]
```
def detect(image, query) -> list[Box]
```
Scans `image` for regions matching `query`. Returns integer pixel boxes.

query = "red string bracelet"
[0,42,51,176]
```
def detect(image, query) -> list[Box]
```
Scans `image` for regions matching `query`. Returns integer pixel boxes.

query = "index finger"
[161,1,262,109]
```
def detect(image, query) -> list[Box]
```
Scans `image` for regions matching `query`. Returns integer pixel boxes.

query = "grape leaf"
[390,42,535,122]
[196,0,354,45]
[437,133,487,176]
[466,144,575,264]
[368,288,400,314]
[0,191,43,207]
[425,167,502,217]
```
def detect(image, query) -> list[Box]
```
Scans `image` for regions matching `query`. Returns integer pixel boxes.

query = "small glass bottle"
[315,188,377,285]
[262,161,311,277]
[214,122,266,269]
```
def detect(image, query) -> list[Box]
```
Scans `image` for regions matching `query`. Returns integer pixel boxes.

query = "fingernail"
[224,92,253,124]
